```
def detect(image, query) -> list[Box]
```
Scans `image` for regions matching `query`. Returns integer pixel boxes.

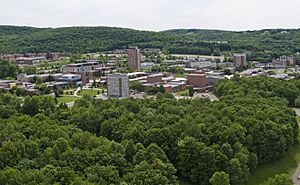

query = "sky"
[0,0,299,31]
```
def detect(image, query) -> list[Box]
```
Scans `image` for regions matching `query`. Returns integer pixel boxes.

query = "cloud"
[0,0,299,31]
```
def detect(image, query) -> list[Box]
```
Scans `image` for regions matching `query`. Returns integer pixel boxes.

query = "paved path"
[293,166,300,185]
[74,87,81,97]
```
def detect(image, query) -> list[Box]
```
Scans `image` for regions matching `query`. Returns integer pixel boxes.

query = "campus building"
[107,74,129,98]
[62,62,105,74]
[128,47,141,70]
[233,54,247,68]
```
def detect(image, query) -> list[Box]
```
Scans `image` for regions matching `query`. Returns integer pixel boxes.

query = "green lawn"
[176,90,189,96]
[175,73,187,78]
[78,89,100,97]
[57,96,80,104]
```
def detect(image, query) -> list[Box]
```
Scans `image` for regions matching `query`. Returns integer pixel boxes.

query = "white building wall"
[107,74,129,98]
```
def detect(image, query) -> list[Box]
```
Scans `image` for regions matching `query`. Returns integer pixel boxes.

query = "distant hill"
[0,26,299,61]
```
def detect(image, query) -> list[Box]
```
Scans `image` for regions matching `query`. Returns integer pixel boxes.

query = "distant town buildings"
[62,61,105,74]
[107,74,129,98]
[188,60,214,69]
[233,54,247,68]
[62,61,113,84]
[272,55,296,68]
[16,57,46,65]
[128,47,141,70]
[0,52,60,62]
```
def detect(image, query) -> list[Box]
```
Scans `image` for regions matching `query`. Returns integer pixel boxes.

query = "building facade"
[187,74,207,88]
[16,57,46,65]
[62,62,105,74]
[188,60,212,69]
[128,48,141,70]
[233,54,247,68]
[107,74,129,98]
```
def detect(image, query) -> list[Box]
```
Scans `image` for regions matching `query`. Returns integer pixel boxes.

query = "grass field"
[176,90,189,96]
[57,96,80,104]
[78,89,100,97]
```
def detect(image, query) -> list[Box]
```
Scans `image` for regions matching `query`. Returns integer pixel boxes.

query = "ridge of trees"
[0,26,299,61]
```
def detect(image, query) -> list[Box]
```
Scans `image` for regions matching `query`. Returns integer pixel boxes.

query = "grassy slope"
[246,145,300,185]
[179,129,300,185]
[246,126,300,185]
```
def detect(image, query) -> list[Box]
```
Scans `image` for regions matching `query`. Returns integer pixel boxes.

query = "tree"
[130,81,143,92]
[295,97,300,107]
[263,174,292,185]
[209,171,230,185]
[224,69,233,75]
[188,86,194,97]
[22,96,40,116]
[0,61,19,79]
[158,85,166,93]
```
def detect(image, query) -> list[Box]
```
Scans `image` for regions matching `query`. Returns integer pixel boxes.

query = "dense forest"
[0,26,300,61]
[0,76,299,184]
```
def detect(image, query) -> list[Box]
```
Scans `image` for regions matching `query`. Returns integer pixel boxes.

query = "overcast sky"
[0,0,299,31]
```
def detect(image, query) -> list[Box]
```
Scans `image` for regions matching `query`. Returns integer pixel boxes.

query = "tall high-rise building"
[233,54,247,68]
[128,47,141,69]
[107,74,129,98]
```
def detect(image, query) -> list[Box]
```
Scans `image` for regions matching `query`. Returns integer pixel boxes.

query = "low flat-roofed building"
[127,72,147,79]
[58,74,83,86]
[62,62,106,74]
[187,74,206,88]
[129,76,148,82]
[46,81,69,89]
[141,62,157,69]
[17,73,63,82]
[183,68,197,73]
[205,70,225,77]
[16,56,46,65]
[147,74,163,83]
[0,80,21,89]
[188,60,212,69]
[164,82,187,93]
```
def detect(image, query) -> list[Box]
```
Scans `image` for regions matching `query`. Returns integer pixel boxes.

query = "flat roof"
[188,74,206,77]
[62,74,81,77]
[127,72,147,76]
[148,73,163,78]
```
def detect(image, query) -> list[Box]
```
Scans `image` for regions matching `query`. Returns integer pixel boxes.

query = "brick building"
[187,74,206,88]
[233,54,247,68]
[147,74,163,83]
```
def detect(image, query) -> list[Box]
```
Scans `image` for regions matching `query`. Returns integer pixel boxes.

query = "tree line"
[0,26,300,61]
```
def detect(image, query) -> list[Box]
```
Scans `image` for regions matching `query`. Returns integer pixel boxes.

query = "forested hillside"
[0,26,299,61]
[0,76,299,184]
